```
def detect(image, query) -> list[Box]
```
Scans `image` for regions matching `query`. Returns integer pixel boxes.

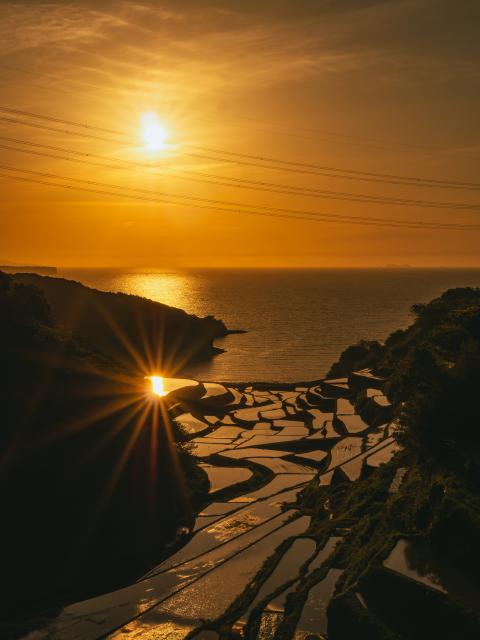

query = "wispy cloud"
[0,1,385,92]
[0,2,130,56]
[1,0,474,111]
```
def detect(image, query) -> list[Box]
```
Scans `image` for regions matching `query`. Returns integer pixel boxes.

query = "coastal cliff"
[12,272,229,371]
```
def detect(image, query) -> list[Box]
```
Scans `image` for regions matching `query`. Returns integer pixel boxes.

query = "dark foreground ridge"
[1,281,480,639]
[0,270,219,633]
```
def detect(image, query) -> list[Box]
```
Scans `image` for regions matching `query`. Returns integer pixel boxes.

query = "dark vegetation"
[296,463,480,639]
[13,272,228,370]
[328,287,480,480]
[0,272,211,633]
[313,288,480,638]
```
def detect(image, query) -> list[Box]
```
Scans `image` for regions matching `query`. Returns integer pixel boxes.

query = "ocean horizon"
[57,267,480,382]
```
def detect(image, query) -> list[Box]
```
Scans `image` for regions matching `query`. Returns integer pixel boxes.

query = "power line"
[0,106,127,139]
[0,65,445,155]
[179,169,480,209]
[187,146,480,189]
[0,115,126,146]
[0,164,478,231]
[3,170,474,231]
[1,106,479,190]
[196,114,437,154]
[0,111,474,190]
[0,140,136,172]
[4,65,479,161]
[185,149,480,190]
[2,136,480,212]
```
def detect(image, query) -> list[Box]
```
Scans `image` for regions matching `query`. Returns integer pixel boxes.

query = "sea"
[58,268,480,383]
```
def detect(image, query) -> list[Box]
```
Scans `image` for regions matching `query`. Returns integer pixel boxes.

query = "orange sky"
[1,0,479,268]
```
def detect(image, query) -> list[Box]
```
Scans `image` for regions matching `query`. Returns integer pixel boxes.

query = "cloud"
[0,2,129,57]
[2,0,477,108]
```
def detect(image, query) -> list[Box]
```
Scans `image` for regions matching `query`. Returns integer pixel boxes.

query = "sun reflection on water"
[115,272,194,313]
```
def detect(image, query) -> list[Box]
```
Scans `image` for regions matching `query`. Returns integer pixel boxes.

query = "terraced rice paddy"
[200,465,253,493]
[247,457,313,474]
[383,539,480,612]
[294,568,343,638]
[366,440,400,467]
[229,474,314,503]
[175,413,212,435]
[32,370,402,640]
[239,538,316,623]
[335,414,369,434]
[220,447,291,459]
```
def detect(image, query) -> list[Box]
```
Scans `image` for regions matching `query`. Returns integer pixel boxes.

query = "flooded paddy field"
[27,370,478,640]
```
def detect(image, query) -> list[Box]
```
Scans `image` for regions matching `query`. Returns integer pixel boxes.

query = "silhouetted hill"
[329,287,480,474]
[0,272,208,629]
[12,272,229,373]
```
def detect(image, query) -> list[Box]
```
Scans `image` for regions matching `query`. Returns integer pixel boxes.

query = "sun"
[141,112,168,151]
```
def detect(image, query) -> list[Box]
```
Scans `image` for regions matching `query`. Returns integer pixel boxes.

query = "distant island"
[379,264,412,269]
[0,264,57,274]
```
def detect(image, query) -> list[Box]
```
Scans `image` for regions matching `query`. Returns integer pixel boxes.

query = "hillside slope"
[0,272,209,630]
[13,272,229,373]
[296,288,480,639]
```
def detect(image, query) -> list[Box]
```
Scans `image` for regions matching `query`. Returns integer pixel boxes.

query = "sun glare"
[147,375,167,397]
[141,112,168,150]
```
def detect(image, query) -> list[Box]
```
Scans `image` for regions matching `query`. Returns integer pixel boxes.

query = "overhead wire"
[1,106,479,190]
[2,136,480,211]
[0,164,478,231]
[0,68,444,154]
[0,105,479,231]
